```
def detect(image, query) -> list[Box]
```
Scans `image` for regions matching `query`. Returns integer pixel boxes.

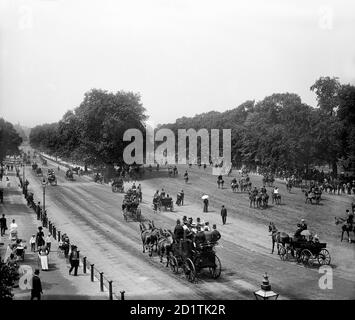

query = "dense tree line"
[161,77,355,176]
[29,78,354,178]
[29,89,147,170]
[0,118,22,161]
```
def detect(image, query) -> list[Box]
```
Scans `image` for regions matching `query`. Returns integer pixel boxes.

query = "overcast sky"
[1,0,355,128]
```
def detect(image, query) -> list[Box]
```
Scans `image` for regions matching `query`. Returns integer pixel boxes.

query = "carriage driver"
[300,219,307,231]
[346,209,354,228]
[173,219,184,243]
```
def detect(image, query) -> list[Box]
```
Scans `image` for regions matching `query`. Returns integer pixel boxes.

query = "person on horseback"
[273,186,279,194]
[132,183,136,191]
[261,185,267,194]
[252,187,258,197]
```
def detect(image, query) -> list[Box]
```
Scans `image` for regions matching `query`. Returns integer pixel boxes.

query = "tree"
[0,118,23,161]
[0,260,19,300]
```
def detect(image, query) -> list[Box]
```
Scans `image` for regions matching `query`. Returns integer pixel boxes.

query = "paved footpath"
[0,172,108,300]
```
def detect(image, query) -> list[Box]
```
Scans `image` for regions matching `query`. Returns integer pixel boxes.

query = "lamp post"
[254,273,279,300]
[42,178,47,216]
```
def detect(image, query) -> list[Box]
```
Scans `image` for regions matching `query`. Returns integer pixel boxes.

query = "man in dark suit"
[31,269,43,300]
[221,205,227,225]
[69,246,80,276]
[0,214,7,236]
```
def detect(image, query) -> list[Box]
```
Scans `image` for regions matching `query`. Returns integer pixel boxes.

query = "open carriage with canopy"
[278,233,331,267]
[168,239,221,282]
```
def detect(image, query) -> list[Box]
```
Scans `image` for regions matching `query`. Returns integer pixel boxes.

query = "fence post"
[91,264,94,282]
[83,257,87,273]
[53,226,56,240]
[100,272,104,292]
[58,230,61,242]
[120,291,125,300]
[49,221,52,234]
[109,281,113,300]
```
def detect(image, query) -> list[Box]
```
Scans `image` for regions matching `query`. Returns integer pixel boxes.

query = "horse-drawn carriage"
[122,190,141,221]
[94,173,103,184]
[47,170,57,186]
[36,167,43,177]
[305,189,322,205]
[278,240,331,267]
[112,178,124,193]
[153,196,174,212]
[65,169,74,181]
[168,240,221,282]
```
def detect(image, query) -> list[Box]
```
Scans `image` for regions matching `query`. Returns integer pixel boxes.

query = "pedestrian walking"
[0,213,7,236]
[31,269,43,300]
[69,246,80,276]
[221,205,227,225]
[45,233,52,252]
[203,197,209,212]
[36,202,41,220]
[29,234,36,252]
[0,188,3,204]
[36,226,45,249]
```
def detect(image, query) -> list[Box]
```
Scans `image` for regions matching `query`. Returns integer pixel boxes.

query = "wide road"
[23,151,355,299]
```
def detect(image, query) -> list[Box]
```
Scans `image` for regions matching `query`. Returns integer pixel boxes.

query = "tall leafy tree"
[0,118,23,160]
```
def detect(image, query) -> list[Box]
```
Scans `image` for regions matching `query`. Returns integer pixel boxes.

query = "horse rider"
[300,219,308,231]
[261,185,267,194]
[273,186,279,195]
[132,183,136,191]
[346,209,354,228]
[173,219,184,242]
[252,187,258,197]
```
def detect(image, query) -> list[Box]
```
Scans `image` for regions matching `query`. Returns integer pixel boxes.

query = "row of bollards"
[19,173,125,300]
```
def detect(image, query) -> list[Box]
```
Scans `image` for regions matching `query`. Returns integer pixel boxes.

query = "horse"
[272,193,281,205]
[286,181,292,193]
[249,192,256,208]
[334,217,355,243]
[268,222,290,254]
[140,221,156,256]
[157,229,174,266]
[231,181,238,193]
[257,193,269,209]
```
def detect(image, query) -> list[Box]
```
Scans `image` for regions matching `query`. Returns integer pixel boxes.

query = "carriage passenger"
[204,221,211,231]
[161,188,166,199]
[211,224,221,243]
[194,226,206,248]
[300,219,307,231]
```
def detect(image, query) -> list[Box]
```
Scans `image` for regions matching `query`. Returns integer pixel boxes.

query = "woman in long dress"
[38,245,49,271]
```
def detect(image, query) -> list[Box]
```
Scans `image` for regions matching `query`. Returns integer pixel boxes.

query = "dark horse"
[268,222,290,254]
[140,220,161,256]
[334,217,355,243]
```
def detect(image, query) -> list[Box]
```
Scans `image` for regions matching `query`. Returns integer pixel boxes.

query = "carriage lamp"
[254,273,279,300]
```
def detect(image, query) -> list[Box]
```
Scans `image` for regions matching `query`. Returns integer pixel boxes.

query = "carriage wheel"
[317,249,331,265]
[183,258,196,282]
[209,255,222,279]
[300,249,313,267]
[169,255,178,273]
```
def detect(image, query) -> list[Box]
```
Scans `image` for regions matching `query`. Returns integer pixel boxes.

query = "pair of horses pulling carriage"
[269,222,331,267]
[140,221,221,283]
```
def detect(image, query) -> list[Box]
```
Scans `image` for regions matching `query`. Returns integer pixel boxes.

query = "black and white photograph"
[1,0,355,309]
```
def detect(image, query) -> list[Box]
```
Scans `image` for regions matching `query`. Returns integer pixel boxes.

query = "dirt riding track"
[23,154,355,299]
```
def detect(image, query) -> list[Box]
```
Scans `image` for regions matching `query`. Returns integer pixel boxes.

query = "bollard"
[120,291,125,300]
[108,281,113,300]
[53,227,56,240]
[83,257,87,273]
[49,221,52,234]
[91,264,94,282]
[58,230,61,242]
[100,272,104,292]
